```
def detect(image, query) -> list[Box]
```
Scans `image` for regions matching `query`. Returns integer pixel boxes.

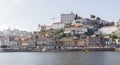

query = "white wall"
[52,23,64,30]
[99,26,117,35]
[61,13,75,24]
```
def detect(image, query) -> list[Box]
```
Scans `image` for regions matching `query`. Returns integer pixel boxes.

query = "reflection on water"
[0,52,119,65]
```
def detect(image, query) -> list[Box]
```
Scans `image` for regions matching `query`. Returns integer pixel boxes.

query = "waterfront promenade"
[2,44,118,52]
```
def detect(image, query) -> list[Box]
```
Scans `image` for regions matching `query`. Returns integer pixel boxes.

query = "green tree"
[85,28,94,36]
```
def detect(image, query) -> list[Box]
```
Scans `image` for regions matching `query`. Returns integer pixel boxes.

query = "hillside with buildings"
[0,12,120,52]
[0,28,31,48]
[37,12,118,47]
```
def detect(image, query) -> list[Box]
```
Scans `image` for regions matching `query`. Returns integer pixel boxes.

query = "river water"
[0,52,120,65]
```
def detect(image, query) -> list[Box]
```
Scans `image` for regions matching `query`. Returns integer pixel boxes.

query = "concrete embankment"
[115,48,120,51]
[85,48,115,51]
[1,48,117,52]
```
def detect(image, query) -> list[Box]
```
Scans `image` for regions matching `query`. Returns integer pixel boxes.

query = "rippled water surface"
[0,52,120,65]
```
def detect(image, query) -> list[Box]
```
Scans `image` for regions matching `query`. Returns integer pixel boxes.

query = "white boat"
[41,47,47,52]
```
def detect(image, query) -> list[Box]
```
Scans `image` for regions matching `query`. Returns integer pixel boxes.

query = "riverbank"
[1,47,118,52]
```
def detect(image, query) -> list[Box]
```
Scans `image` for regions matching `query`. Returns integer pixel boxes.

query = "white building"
[61,12,76,24]
[64,27,88,34]
[38,24,52,31]
[0,37,16,47]
[52,22,64,30]
[117,19,120,29]
[46,26,52,30]
[99,26,117,35]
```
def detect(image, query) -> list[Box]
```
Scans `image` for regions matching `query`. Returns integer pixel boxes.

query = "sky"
[0,0,120,31]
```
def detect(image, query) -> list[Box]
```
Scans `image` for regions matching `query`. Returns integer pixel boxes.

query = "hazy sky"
[0,0,120,31]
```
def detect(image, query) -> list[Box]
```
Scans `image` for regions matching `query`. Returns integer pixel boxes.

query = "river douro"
[0,52,119,65]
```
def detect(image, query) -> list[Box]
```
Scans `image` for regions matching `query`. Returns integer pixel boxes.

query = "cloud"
[0,24,9,31]
[0,25,29,31]
[14,26,26,31]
